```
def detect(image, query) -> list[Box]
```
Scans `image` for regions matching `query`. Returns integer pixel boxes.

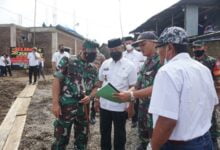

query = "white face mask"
[126,44,133,51]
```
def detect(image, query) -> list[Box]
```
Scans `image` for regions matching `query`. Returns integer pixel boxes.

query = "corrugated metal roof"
[55,25,85,40]
[130,0,219,34]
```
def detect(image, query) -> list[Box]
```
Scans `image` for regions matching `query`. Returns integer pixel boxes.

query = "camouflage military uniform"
[194,54,219,149]
[90,51,105,122]
[135,53,161,147]
[51,55,98,150]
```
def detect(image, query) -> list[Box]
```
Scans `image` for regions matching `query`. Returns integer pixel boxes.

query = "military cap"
[132,31,158,47]
[157,26,188,48]
[192,40,206,47]
[108,38,122,48]
[83,40,99,52]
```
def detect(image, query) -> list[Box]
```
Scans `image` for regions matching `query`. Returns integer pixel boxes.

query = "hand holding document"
[96,83,126,103]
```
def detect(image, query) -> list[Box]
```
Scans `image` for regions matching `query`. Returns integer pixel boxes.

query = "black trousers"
[29,66,38,83]
[0,66,6,76]
[6,66,12,76]
[100,108,127,150]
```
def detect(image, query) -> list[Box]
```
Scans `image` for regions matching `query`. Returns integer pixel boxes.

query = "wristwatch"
[130,91,135,103]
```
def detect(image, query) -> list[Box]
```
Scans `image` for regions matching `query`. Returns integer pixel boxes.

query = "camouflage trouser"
[90,98,96,119]
[51,103,89,150]
[210,110,219,150]
[138,100,153,147]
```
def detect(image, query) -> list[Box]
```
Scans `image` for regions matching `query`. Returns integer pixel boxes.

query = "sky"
[0,0,179,43]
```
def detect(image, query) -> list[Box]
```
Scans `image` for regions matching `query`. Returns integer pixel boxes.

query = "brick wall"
[0,27,10,55]
[76,39,83,55]
[34,32,52,68]
[57,31,76,54]
[57,31,84,55]
[16,28,32,48]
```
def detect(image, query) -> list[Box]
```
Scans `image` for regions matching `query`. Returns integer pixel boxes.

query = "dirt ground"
[18,80,139,150]
[15,79,220,150]
[0,78,26,124]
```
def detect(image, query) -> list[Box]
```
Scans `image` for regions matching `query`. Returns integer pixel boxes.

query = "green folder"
[96,83,123,103]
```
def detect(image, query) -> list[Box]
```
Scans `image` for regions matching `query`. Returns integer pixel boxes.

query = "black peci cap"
[108,38,122,48]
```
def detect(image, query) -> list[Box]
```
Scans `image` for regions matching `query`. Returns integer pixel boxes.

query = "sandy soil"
[18,80,139,150]
[17,80,220,150]
[0,78,26,124]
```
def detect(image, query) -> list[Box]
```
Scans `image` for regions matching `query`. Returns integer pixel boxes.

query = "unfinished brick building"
[0,24,85,68]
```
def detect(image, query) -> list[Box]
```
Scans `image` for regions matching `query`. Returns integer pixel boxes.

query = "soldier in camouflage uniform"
[115,31,162,150]
[192,40,219,150]
[51,40,99,150]
[90,49,105,124]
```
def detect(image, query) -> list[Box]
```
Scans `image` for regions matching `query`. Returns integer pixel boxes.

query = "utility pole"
[33,0,37,47]
[52,0,57,26]
[118,0,124,38]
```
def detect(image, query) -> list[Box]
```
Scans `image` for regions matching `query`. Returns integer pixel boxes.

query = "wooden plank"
[25,84,37,97]
[17,86,29,98]
[18,84,37,98]
[0,84,37,149]
[16,98,31,116]
[0,99,23,149]
[3,116,26,150]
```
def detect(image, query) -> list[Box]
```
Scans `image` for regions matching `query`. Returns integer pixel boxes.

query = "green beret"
[83,40,99,52]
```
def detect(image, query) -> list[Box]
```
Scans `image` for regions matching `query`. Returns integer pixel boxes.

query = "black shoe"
[32,82,36,85]
[136,143,147,150]
[131,122,137,128]
[90,118,96,125]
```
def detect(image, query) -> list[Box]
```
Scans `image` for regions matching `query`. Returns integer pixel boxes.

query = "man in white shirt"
[0,54,6,77]
[96,38,137,150]
[0,54,7,76]
[5,54,12,76]
[52,44,70,72]
[123,36,146,128]
[148,27,218,150]
[123,36,146,73]
[27,47,40,84]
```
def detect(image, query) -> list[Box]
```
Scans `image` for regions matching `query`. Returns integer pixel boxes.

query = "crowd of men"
[51,26,219,150]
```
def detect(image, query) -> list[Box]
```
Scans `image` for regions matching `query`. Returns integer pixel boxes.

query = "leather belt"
[168,140,186,145]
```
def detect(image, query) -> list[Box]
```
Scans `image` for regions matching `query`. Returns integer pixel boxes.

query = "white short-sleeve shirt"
[99,57,137,112]
[52,51,70,67]
[6,57,11,66]
[28,52,40,66]
[123,49,146,73]
[0,56,6,66]
[149,53,218,141]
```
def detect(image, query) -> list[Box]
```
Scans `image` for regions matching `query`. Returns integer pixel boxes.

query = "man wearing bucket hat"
[148,26,218,150]
[51,40,99,150]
